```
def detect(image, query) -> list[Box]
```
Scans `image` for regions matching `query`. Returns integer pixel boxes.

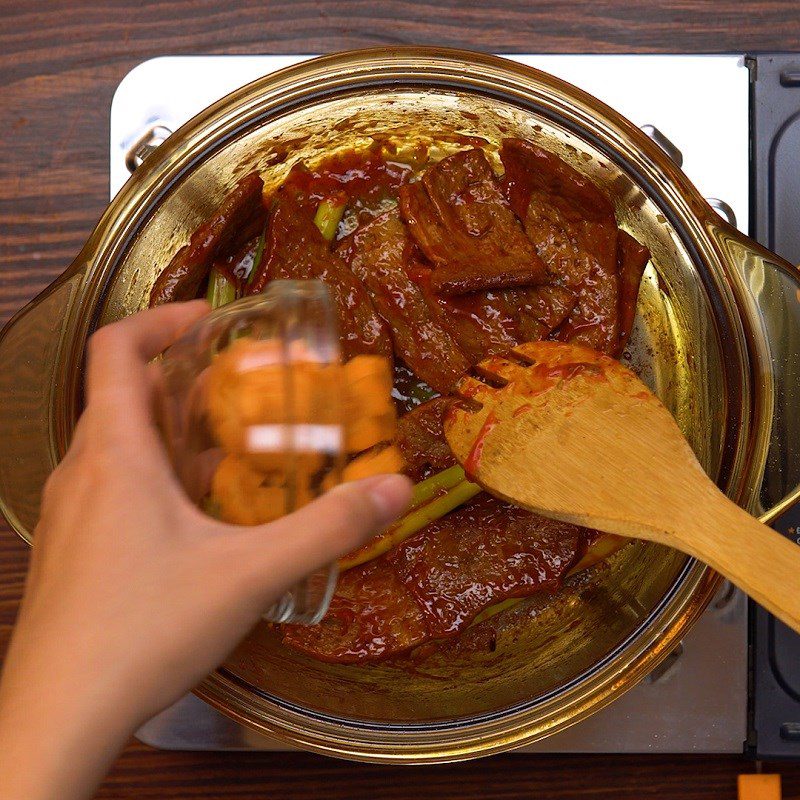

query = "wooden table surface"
[3,1,800,797]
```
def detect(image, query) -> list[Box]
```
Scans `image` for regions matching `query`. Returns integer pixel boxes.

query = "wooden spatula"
[444,340,800,633]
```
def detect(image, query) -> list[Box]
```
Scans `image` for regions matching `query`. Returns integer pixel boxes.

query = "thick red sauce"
[464,410,498,478]
[517,360,607,397]
[279,146,414,232]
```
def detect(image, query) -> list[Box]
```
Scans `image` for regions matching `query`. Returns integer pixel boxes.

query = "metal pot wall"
[1,48,799,762]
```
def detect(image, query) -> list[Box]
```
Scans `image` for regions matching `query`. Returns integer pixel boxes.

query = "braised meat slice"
[150,172,265,306]
[500,138,620,354]
[388,496,581,637]
[502,285,578,341]
[339,209,470,392]
[395,397,456,481]
[282,559,429,664]
[282,495,582,663]
[247,193,391,360]
[406,264,519,363]
[399,149,548,295]
[615,230,651,356]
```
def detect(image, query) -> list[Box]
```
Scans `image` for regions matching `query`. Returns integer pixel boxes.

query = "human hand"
[0,302,411,800]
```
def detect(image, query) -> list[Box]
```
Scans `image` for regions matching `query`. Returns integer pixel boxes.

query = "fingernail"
[362,474,413,525]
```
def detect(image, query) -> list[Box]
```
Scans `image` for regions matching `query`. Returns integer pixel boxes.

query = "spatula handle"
[677,494,800,633]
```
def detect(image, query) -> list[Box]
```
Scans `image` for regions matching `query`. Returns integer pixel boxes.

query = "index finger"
[86,301,210,404]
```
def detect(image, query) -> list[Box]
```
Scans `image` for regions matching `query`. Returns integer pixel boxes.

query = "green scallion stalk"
[339,475,481,570]
[471,598,519,625]
[391,478,481,540]
[246,228,266,288]
[313,196,347,242]
[409,464,467,510]
[206,267,237,309]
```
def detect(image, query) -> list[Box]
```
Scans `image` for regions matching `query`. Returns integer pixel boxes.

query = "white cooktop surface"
[110,54,749,235]
[113,54,750,754]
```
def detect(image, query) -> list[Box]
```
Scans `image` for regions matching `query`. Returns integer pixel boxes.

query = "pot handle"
[0,261,87,542]
[705,213,800,537]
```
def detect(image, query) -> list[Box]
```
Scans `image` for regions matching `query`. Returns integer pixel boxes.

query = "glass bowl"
[157,281,343,624]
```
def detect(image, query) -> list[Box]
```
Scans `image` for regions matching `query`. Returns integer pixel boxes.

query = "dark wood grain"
[3,1,800,797]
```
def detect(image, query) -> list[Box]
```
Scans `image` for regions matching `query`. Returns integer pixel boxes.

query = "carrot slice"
[211,455,288,525]
[344,355,395,417]
[345,411,396,454]
[343,445,406,483]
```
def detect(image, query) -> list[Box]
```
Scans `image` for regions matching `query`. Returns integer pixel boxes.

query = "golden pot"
[2,48,799,762]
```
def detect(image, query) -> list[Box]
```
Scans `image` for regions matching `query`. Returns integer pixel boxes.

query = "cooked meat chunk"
[502,285,578,341]
[248,192,391,360]
[500,138,620,354]
[283,495,582,663]
[395,397,456,481]
[150,172,264,306]
[411,266,520,362]
[339,209,470,392]
[615,230,651,356]
[283,558,429,664]
[399,149,548,295]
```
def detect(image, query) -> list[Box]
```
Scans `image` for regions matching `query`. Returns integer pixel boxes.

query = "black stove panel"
[771,116,800,262]
[751,501,800,758]
[772,616,800,702]
[750,53,800,760]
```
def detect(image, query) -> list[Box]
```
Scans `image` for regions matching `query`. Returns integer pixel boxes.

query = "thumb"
[232,473,412,593]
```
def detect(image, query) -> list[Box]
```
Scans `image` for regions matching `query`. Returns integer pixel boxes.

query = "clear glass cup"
[157,280,344,624]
